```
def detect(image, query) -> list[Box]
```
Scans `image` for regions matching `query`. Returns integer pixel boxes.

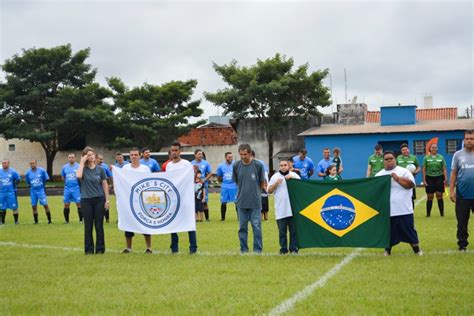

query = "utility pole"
[344,68,348,103]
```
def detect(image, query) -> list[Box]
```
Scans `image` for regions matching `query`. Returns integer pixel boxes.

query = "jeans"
[276,216,298,254]
[238,208,262,253]
[82,197,105,254]
[456,197,473,249]
[170,231,197,253]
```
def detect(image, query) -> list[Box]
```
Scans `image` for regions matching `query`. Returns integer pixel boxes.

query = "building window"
[413,140,427,155]
[8,144,15,152]
[446,139,462,154]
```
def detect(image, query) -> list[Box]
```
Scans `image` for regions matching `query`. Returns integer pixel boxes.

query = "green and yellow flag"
[287,176,391,248]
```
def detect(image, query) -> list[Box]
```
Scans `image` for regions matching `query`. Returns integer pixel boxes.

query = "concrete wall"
[231,116,321,172]
[0,137,122,176]
[304,130,465,184]
[337,103,367,125]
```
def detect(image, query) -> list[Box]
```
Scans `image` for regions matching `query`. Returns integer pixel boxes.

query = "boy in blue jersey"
[61,153,82,223]
[191,149,213,221]
[293,148,315,179]
[96,154,113,222]
[216,152,238,221]
[25,160,52,224]
[140,148,161,172]
[114,152,130,168]
[0,159,21,225]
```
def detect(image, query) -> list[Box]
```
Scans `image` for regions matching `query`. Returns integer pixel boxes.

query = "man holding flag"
[376,151,423,256]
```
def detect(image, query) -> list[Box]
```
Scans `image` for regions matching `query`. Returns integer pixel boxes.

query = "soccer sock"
[412,245,420,254]
[1,211,6,223]
[104,209,110,221]
[77,208,83,222]
[426,200,433,217]
[437,199,444,216]
[46,212,51,223]
[13,213,18,223]
[63,208,70,222]
[221,203,227,220]
[33,213,38,223]
[204,208,209,220]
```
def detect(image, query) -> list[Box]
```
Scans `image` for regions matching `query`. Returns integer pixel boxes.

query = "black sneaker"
[459,247,467,252]
[121,248,132,254]
[48,221,52,224]
[145,248,152,254]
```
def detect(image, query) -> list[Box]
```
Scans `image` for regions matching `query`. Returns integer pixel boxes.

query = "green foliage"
[205,54,331,170]
[106,77,205,150]
[0,44,113,175]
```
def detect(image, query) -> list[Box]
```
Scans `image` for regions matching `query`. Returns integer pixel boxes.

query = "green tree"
[106,78,205,150]
[0,44,112,176]
[204,54,331,172]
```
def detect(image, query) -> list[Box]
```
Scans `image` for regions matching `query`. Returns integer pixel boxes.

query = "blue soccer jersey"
[98,162,113,178]
[191,159,212,184]
[25,167,49,191]
[293,156,315,179]
[61,163,80,189]
[216,162,237,190]
[114,161,130,168]
[0,168,21,193]
[140,158,161,172]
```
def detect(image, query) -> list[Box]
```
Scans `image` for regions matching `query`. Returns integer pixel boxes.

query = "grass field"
[1,189,473,315]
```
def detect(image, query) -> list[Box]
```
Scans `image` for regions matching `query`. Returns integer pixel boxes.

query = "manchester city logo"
[320,195,356,230]
[130,178,180,229]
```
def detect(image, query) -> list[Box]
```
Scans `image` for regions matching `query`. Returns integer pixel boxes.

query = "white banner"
[113,166,196,234]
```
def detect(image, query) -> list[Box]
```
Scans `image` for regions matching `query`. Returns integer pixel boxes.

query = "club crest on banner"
[130,178,180,229]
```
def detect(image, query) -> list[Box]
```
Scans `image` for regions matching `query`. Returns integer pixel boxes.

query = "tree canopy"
[0,44,112,176]
[106,77,205,150]
[204,53,331,172]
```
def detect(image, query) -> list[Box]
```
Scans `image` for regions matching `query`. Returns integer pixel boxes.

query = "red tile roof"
[366,107,458,123]
[178,125,237,146]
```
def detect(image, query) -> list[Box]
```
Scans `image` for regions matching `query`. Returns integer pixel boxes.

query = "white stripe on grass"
[266,248,363,316]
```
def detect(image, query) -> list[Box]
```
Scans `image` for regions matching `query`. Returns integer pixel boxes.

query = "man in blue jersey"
[140,148,161,172]
[96,154,113,223]
[114,152,130,168]
[25,160,52,224]
[216,152,237,221]
[317,148,332,178]
[191,149,213,221]
[61,153,82,223]
[292,148,315,180]
[0,159,21,225]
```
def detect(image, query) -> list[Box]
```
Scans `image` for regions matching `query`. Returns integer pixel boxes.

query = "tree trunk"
[267,132,274,176]
[44,149,58,179]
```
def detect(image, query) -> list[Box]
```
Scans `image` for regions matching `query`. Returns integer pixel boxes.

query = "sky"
[1,0,472,119]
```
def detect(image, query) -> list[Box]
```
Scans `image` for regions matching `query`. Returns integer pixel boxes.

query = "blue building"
[300,104,473,184]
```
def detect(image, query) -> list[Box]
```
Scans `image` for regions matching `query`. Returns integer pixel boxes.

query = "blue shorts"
[220,188,237,203]
[63,187,81,204]
[0,192,18,210]
[389,214,419,247]
[30,190,48,206]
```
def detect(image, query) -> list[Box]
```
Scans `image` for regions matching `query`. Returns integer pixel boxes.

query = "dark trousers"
[170,231,197,253]
[276,216,298,253]
[82,197,105,254]
[456,197,474,249]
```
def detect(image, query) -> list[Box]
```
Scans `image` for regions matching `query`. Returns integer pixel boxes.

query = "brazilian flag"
[287,176,391,248]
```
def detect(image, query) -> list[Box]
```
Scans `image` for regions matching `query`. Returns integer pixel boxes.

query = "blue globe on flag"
[320,195,356,230]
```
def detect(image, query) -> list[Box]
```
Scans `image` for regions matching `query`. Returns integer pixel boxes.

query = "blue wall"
[304,130,464,184]
[381,105,417,126]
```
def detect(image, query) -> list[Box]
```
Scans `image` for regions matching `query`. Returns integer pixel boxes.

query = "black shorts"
[125,231,150,238]
[425,175,445,194]
[261,196,269,213]
[195,199,204,212]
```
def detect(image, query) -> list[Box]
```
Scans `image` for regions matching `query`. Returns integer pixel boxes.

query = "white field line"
[266,248,363,316]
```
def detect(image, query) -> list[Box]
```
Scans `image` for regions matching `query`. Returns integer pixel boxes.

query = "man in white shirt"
[167,141,197,254]
[376,151,422,256]
[120,148,152,254]
[268,159,301,254]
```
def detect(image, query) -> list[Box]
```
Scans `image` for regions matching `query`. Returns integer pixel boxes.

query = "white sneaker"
[383,251,391,256]
[416,250,423,256]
